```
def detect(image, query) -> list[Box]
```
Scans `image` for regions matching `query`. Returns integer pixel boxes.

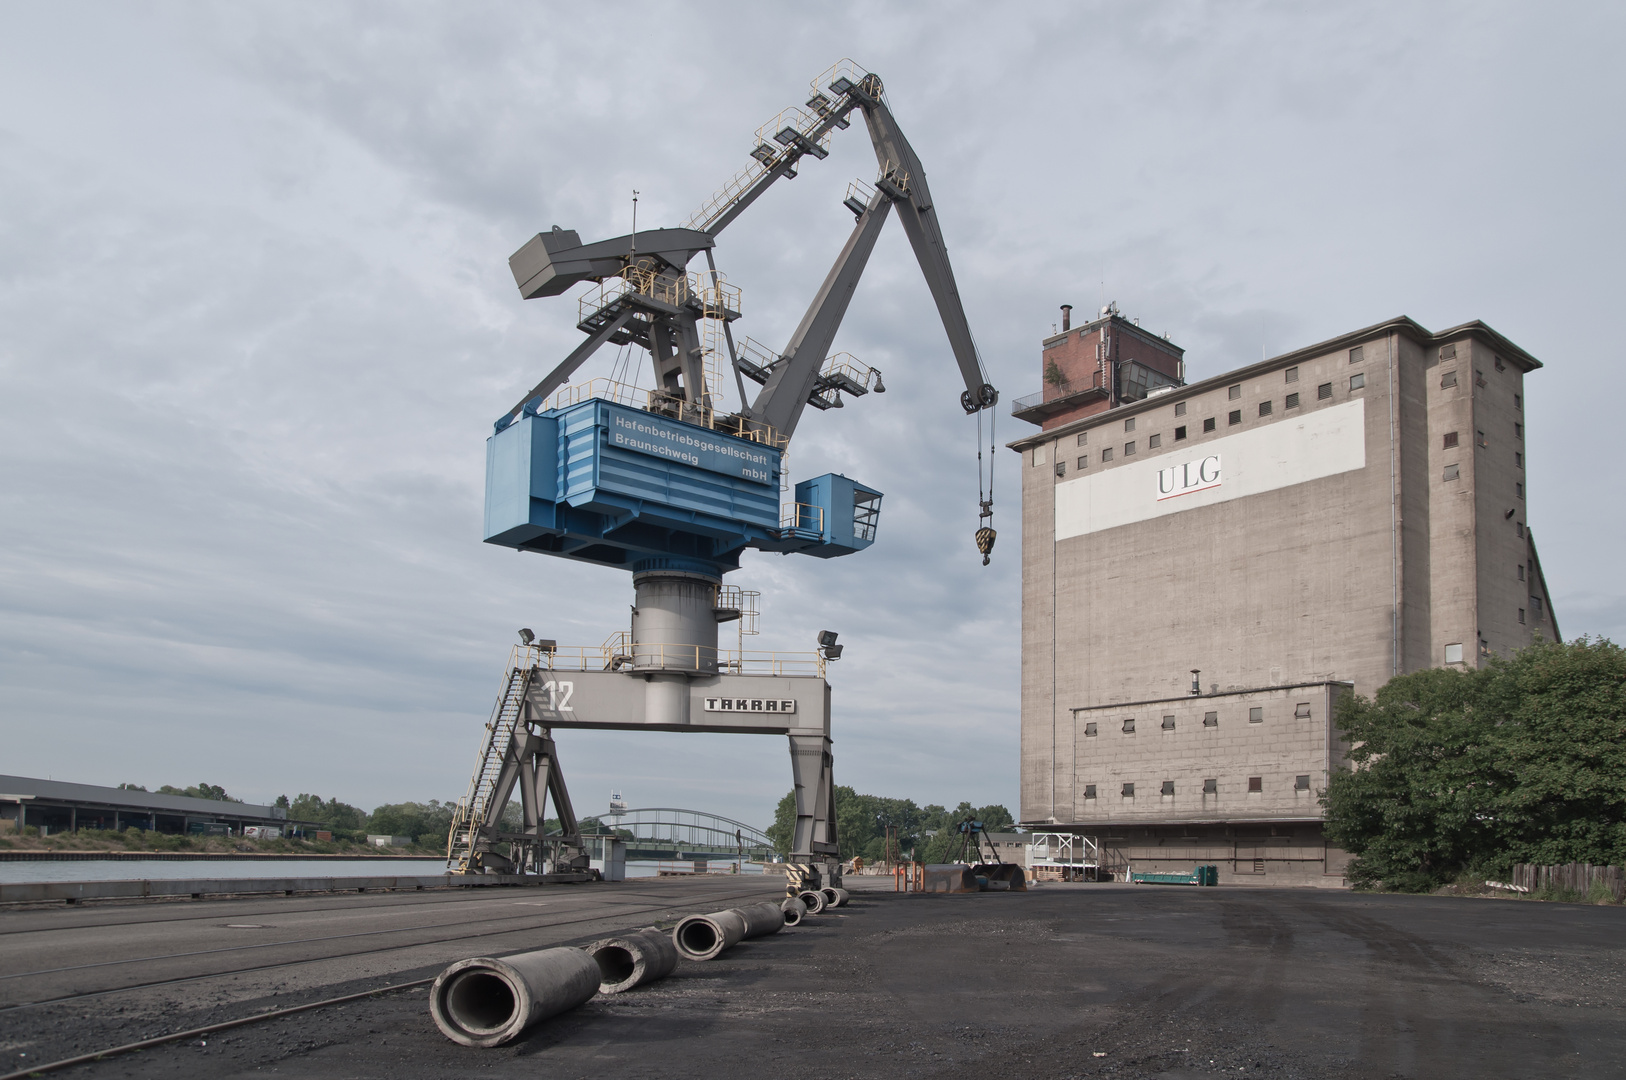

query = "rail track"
[0,881,780,1014]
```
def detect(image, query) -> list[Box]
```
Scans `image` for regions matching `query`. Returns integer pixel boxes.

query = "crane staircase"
[446,648,536,873]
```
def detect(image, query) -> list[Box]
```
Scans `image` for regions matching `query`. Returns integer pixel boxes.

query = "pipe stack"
[430,886,854,1048]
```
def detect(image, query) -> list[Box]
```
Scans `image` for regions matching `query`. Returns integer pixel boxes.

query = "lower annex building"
[1008,306,1559,884]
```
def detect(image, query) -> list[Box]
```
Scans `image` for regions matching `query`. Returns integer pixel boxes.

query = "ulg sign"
[1157,455,1221,501]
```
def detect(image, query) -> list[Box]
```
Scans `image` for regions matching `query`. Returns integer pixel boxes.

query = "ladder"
[447,650,536,872]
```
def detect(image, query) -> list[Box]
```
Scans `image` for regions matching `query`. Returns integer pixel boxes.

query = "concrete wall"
[1013,317,1548,834]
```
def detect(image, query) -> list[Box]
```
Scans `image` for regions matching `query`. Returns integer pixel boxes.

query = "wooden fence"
[1511,863,1624,901]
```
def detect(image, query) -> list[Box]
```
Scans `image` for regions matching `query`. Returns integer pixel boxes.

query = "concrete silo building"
[1008,306,1558,884]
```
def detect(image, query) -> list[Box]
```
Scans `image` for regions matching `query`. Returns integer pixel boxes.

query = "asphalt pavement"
[1,877,1621,1079]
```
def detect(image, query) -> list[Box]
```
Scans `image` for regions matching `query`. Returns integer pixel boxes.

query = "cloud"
[1,2,1622,828]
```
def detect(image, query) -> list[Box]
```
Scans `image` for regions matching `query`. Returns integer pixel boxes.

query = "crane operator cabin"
[1010,306,1558,884]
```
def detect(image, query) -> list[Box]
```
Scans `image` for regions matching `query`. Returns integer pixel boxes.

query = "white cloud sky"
[2,2,1621,827]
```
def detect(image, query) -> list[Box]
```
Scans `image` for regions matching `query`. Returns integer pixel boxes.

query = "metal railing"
[536,641,825,678]
[780,502,825,534]
[1011,389,1047,413]
[532,377,788,450]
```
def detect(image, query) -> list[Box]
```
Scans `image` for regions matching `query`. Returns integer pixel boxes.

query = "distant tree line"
[766,786,1015,864]
[1324,637,1626,892]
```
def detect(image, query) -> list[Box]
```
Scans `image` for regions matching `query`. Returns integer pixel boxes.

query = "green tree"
[368,800,456,842]
[1323,637,1626,891]
[765,790,1010,862]
[157,783,241,803]
[288,793,367,832]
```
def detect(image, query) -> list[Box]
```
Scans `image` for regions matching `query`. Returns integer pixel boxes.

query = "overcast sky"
[3,3,1622,829]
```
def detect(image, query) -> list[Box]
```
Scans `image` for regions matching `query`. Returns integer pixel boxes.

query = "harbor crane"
[448,61,999,890]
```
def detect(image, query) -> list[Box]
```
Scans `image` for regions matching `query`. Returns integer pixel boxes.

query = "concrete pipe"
[736,901,786,939]
[429,947,600,1048]
[587,927,678,994]
[797,889,826,915]
[820,887,850,908]
[672,908,747,961]
[780,896,808,926]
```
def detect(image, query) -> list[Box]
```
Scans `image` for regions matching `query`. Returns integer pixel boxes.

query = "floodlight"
[871,371,885,393]
[519,628,535,645]
[817,630,839,648]
[823,644,843,661]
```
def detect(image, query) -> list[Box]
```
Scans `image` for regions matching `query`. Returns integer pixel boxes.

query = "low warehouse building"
[0,775,290,836]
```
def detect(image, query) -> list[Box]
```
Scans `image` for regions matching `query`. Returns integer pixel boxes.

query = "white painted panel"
[1055,398,1367,541]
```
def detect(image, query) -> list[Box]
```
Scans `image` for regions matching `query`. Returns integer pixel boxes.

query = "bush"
[1324,637,1626,891]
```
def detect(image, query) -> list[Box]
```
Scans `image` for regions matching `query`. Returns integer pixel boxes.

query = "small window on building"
[1259,400,1273,416]
[1203,417,1217,433]
[1083,784,1097,799]
[1442,464,1460,482]
[1125,417,1135,433]
[1084,722,1098,737]
[1249,706,1263,723]
[1445,642,1464,664]
[1294,702,1311,718]
[1247,776,1263,793]
[1514,393,1522,411]
[1528,559,1535,578]
[1518,607,1526,625]
[1440,343,1457,360]
[1295,775,1311,791]
[1033,446,1047,467]
[1174,425,1187,441]
[1318,382,1333,400]
[1350,346,1364,364]
[1531,596,1543,616]
[1480,638,1490,657]
[1203,711,1218,727]
[1077,455,1087,470]
[1515,451,1522,468]
[1228,384,1242,400]
[1441,369,1458,388]
[1476,430,1487,448]
[1122,718,1135,733]
[1517,564,1525,582]
[1443,431,1459,449]
[1101,447,1113,462]
[1515,422,1522,440]
[1124,441,1136,456]
[1148,433,1162,449]
[1228,409,1242,425]
[1161,715,1175,730]
[1516,521,1524,538]
[1350,373,1366,390]
[1285,392,1300,409]
[1516,482,1523,499]
[1495,356,1506,372]
[1175,401,1187,416]
[1285,366,1299,383]
[1160,781,1175,796]
[1121,783,1135,798]
[1202,778,1218,794]
[1476,369,1487,388]
[1077,432,1087,446]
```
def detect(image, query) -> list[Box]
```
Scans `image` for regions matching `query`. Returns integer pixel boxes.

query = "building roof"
[1008,315,1541,451]
[0,775,286,820]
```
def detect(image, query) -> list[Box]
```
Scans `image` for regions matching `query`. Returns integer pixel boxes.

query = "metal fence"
[1512,862,1624,901]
